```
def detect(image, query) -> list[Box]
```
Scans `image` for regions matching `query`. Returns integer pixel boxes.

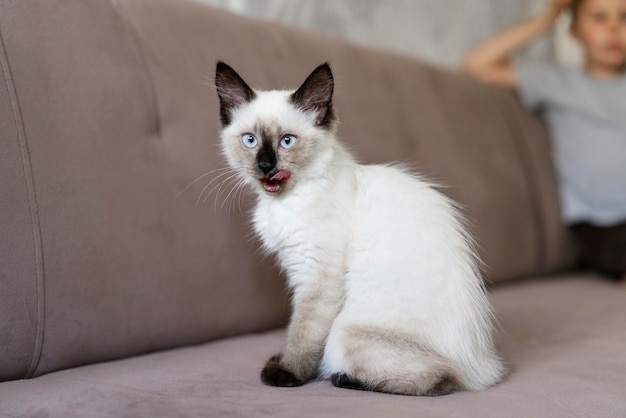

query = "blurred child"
[463,0,626,280]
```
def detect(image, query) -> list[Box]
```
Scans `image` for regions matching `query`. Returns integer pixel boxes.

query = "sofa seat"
[1,274,623,418]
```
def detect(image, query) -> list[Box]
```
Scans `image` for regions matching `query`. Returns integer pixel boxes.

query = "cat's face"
[215,62,336,196]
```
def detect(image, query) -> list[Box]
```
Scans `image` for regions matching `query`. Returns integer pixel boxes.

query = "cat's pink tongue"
[270,170,291,182]
[262,170,291,193]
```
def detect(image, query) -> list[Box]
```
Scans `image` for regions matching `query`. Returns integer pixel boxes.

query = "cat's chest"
[252,190,348,255]
[253,198,316,252]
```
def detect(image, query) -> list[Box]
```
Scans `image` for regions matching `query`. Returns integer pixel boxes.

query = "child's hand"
[464,0,575,88]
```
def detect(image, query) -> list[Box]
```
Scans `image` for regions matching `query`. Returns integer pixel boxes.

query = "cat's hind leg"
[324,325,461,396]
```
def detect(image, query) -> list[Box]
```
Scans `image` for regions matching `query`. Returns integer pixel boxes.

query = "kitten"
[215,62,506,396]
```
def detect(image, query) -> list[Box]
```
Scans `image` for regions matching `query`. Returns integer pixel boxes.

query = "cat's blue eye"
[280,135,297,149]
[242,133,258,148]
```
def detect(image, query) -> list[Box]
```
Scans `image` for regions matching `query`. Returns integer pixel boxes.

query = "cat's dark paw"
[261,354,306,387]
[331,373,369,391]
[423,376,459,397]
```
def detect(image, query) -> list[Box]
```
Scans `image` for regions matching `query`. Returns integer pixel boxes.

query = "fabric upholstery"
[0,15,41,381]
[0,0,578,381]
[0,275,624,417]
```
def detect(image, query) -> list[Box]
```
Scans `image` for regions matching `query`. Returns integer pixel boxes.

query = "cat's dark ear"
[215,62,256,126]
[291,63,335,128]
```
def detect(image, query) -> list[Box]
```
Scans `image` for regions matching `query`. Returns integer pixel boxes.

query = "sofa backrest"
[0,0,577,381]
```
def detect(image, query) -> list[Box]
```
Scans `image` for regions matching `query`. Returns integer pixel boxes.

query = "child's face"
[571,0,626,76]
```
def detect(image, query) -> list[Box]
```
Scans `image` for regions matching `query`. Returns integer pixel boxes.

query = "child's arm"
[463,0,572,88]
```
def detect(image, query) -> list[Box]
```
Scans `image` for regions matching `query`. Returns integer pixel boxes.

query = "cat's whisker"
[196,170,240,206]
[178,167,233,198]
[212,172,241,202]
[221,177,247,210]
[223,183,238,215]
[231,178,250,215]
[204,171,241,207]
[222,177,247,214]
[235,179,249,216]
[212,175,245,217]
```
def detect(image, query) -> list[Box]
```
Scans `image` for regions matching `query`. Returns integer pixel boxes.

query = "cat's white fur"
[217,63,505,395]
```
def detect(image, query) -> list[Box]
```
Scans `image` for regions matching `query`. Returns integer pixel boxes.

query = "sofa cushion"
[0,275,623,417]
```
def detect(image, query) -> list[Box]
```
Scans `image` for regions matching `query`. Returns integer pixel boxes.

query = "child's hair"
[571,0,584,25]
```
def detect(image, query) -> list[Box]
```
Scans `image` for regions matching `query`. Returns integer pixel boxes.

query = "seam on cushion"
[107,0,162,138]
[0,22,46,379]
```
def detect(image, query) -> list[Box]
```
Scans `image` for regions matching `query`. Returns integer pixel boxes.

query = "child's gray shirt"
[515,62,626,227]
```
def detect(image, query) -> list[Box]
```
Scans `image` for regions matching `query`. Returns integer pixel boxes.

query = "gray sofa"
[1,0,624,417]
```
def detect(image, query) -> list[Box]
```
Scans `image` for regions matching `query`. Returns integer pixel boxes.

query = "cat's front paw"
[261,354,307,387]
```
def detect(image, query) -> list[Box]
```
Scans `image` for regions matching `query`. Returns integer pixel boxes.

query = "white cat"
[215,62,506,396]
